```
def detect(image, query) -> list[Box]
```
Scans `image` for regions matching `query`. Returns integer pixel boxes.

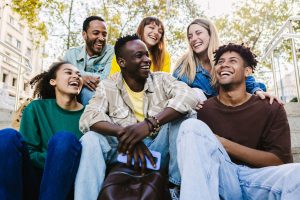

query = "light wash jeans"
[177,118,300,200]
[80,87,94,106]
[75,117,187,200]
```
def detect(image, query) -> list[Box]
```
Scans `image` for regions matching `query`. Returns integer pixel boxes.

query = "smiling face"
[142,22,163,49]
[188,24,210,56]
[118,39,151,82]
[83,20,107,56]
[215,51,252,88]
[50,64,83,96]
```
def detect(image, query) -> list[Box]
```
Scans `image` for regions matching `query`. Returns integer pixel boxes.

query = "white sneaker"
[169,187,180,200]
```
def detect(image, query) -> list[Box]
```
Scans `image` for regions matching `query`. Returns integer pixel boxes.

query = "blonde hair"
[174,18,219,83]
[137,17,166,71]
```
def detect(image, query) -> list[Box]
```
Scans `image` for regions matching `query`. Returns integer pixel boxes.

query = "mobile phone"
[117,150,161,170]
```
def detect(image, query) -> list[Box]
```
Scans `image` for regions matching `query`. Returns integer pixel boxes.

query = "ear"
[49,79,56,86]
[82,31,87,41]
[244,66,253,77]
[117,58,126,69]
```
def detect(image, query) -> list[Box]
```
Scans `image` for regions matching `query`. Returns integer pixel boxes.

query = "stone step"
[285,103,300,162]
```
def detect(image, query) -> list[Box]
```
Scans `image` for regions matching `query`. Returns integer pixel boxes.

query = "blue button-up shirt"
[173,65,263,98]
[63,44,114,80]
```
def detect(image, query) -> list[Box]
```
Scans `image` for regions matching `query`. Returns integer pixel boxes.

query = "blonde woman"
[173,18,276,102]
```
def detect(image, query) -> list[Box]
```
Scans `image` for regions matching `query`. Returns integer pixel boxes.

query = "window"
[12,77,17,87]
[2,73,7,83]
[26,47,32,57]
[16,40,21,49]
[9,16,14,25]
[6,34,12,43]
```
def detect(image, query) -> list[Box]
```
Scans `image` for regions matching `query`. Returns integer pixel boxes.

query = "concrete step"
[0,108,12,129]
[285,103,300,162]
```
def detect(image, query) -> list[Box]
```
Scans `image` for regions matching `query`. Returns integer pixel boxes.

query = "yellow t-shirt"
[110,51,171,76]
[124,81,144,122]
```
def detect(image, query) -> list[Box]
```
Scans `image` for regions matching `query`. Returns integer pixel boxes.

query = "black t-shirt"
[197,95,293,165]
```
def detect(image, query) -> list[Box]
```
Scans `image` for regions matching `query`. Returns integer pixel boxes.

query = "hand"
[195,100,204,110]
[82,76,100,91]
[117,121,150,154]
[255,90,284,105]
[126,142,156,174]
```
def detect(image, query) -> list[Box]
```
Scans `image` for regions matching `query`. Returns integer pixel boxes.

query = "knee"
[0,128,23,150]
[178,118,216,143]
[48,132,81,154]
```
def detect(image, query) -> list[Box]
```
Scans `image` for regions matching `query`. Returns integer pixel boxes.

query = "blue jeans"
[75,117,187,200]
[80,87,95,106]
[0,128,82,200]
[177,119,300,200]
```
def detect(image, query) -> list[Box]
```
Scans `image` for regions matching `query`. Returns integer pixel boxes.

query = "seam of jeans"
[169,176,180,186]
[240,181,282,194]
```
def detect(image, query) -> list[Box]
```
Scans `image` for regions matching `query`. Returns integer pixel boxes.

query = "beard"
[85,35,105,56]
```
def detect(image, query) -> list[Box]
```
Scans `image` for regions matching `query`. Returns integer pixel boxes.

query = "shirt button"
[113,112,116,116]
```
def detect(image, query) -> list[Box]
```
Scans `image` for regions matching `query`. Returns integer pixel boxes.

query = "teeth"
[220,71,231,76]
[141,66,150,69]
[69,81,79,86]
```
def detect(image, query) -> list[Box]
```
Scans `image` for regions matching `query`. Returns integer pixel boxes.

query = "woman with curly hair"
[0,61,84,199]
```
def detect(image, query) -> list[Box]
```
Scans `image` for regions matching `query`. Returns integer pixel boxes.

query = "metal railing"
[261,16,300,101]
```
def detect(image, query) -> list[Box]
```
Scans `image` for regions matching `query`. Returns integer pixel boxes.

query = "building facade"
[0,1,44,110]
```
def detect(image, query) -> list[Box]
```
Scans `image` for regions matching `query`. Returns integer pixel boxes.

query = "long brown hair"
[137,17,166,71]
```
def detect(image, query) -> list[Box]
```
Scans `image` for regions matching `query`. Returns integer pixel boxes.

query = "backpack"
[98,164,171,200]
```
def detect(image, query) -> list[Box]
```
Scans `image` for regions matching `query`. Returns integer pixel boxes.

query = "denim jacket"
[63,44,114,80]
[173,65,263,98]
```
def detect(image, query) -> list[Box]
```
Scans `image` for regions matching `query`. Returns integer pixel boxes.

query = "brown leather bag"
[98,164,171,200]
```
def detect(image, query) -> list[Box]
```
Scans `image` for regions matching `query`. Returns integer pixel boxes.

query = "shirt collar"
[115,72,154,93]
[76,44,107,62]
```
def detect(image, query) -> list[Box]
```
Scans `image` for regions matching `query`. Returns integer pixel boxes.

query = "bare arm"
[90,121,123,137]
[217,135,283,167]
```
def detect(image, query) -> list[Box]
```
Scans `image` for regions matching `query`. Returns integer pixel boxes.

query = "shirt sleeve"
[79,81,112,133]
[161,52,171,73]
[162,74,199,114]
[246,75,262,94]
[19,104,46,169]
[261,104,293,163]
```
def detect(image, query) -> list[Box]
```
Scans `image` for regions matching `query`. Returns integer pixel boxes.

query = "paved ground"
[1,103,300,162]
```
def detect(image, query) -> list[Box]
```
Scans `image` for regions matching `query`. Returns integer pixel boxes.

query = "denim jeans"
[0,128,82,200]
[80,87,95,106]
[75,117,187,200]
[177,118,300,200]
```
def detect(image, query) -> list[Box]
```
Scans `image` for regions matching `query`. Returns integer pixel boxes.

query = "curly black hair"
[30,61,71,99]
[213,43,258,70]
[114,34,140,59]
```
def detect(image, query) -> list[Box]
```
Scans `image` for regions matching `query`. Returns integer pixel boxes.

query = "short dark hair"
[83,16,105,32]
[30,61,71,99]
[213,43,258,70]
[114,34,140,58]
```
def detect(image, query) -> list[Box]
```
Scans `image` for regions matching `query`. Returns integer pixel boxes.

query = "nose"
[98,34,105,41]
[143,54,151,64]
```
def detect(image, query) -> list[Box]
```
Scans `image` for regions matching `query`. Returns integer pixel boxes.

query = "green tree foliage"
[214,0,291,56]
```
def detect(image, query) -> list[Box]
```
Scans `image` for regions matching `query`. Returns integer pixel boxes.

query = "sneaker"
[169,186,180,200]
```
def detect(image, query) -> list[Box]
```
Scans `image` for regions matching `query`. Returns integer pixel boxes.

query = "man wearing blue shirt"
[64,16,114,105]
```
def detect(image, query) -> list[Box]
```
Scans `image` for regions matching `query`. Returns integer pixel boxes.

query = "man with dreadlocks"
[177,43,300,200]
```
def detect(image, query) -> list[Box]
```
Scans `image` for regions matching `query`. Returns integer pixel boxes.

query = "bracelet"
[144,116,160,137]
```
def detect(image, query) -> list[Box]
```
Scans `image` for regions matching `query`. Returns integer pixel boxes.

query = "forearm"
[155,107,184,125]
[90,121,123,137]
[219,136,283,167]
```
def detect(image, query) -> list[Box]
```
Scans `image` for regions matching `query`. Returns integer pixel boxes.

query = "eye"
[217,60,223,65]
[196,31,202,35]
